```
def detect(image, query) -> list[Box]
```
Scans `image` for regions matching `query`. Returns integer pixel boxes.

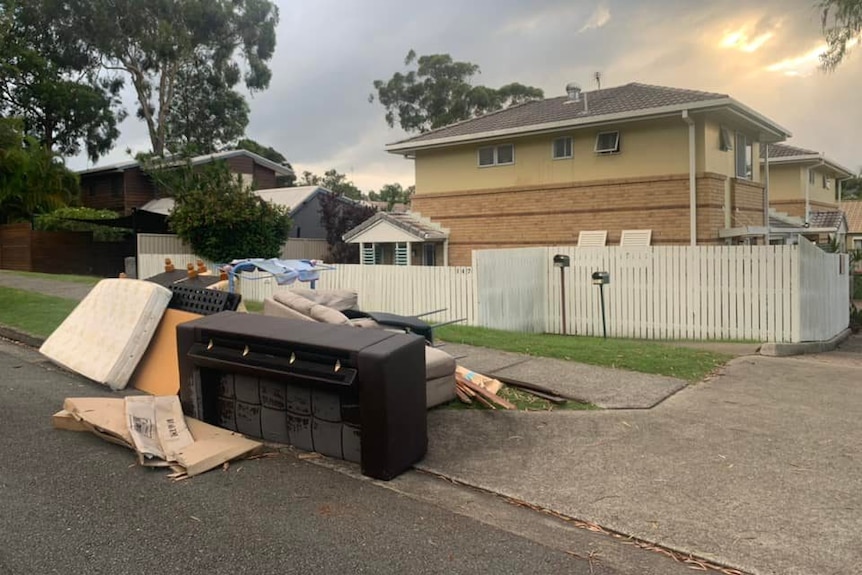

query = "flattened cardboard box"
[58,396,262,477]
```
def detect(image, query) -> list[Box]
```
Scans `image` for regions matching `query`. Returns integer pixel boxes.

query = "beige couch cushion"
[290,288,358,311]
[273,290,316,317]
[263,297,314,321]
[308,304,351,325]
[425,345,456,380]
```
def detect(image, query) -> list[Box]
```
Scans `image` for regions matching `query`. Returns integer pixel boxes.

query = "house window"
[394,242,409,266]
[594,131,620,154]
[719,126,733,151]
[477,144,514,167]
[854,238,862,251]
[423,243,436,266]
[809,169,816,185]
[362,244,381,265]
[734,133,752,180]
[552,137,573,159]
[823,174,830,189]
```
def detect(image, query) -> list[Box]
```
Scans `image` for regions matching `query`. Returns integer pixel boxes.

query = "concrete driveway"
[420,337,862,575]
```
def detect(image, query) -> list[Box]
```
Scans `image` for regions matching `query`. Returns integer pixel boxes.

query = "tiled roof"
[390,83,730,146]
[76,149,294,177]
[769,214,805,229]
[808,210,846,230]
[760,143,854,177]
[761,143,818,159]
[840,200,862,233]
[343,212,448,242]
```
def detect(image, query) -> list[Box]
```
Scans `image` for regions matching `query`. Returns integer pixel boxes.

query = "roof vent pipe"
[583,92,589,113]
[565,82,581,102]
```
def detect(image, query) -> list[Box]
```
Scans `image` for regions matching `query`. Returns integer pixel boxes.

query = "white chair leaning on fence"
[577,230,608,247]
[620,229,652,248]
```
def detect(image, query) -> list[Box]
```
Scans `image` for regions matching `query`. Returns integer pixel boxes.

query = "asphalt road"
[0,338,694,575]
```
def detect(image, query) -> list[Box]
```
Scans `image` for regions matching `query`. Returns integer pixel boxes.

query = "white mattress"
[40,279,172,390]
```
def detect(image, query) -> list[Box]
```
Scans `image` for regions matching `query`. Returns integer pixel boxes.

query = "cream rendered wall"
[808,166,838,205]
[767,165,804,201]
[768,164,838,207]
[414,118,691,194]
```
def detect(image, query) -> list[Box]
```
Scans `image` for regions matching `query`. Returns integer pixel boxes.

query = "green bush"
[147,159,291,263]
[34,207,130,242]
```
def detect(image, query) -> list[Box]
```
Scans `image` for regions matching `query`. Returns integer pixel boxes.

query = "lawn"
[0,270,101,285]
[0,286,78,338]
[435,325,731,382]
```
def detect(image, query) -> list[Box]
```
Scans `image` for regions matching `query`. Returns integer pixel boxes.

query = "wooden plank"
[459,378,516,410]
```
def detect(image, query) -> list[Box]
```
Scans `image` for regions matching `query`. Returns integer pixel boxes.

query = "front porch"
[343,211,450,266]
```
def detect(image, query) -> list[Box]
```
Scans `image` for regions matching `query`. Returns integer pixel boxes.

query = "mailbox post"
[591,271,610,339]
[553,255,570,334]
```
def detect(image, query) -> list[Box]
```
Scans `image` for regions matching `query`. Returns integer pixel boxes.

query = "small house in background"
[761,143,853,222]
[343,212,449,266]
[256,186,359,240]
[77,149,295,216]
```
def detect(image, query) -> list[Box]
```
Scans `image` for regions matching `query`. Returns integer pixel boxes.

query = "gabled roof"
[808,210,847,230]
[76,149,295,177]
[256,186,326,215]
[387,82,790,153]
[343,212,448,243]
[761,143,854,178]
[133,186,351,218]
[840,200,862,233]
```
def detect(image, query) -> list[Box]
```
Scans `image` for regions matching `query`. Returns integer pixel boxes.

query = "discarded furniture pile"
[41,257,507,480]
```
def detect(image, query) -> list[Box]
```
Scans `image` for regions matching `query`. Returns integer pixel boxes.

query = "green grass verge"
[0,270,101,285]
[435,325,731,382]
[0,286,78,338]
[244,300,264,313]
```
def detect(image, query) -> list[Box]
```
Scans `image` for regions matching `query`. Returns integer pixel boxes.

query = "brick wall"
[771,199,837,219]
[412,172,748,265]
[730,178,766,228]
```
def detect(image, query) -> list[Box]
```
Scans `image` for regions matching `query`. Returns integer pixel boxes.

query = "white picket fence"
[137,234,849,343]
[475,242,848,342]
[136,235,476,326]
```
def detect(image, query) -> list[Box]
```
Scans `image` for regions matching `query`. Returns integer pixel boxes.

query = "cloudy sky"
[67,0,861,192]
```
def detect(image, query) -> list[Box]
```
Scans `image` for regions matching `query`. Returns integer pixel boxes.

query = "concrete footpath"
[0,270,93,301]
[421,344,862,575]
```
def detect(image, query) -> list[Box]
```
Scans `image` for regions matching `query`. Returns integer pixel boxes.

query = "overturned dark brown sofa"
[263,289,457,408]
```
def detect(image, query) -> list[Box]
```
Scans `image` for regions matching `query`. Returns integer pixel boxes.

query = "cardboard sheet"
[131,309,202,396]
[59,396,262,478]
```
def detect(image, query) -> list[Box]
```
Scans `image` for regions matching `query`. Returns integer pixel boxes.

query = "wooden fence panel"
[484,244,817,342]
[474,247,548,333]
[0,223,32,271]
[797,239,849,342]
